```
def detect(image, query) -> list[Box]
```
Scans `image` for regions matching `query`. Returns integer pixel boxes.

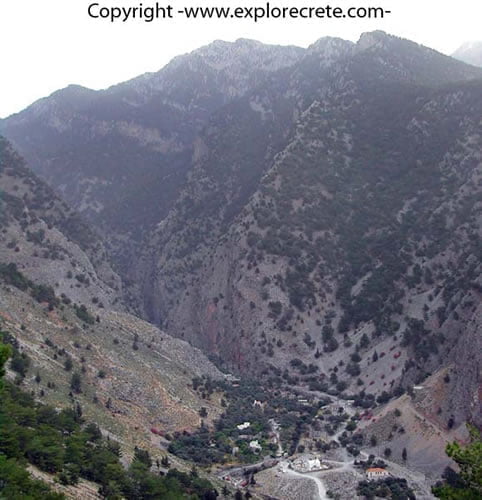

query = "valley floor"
[247,452,437,500]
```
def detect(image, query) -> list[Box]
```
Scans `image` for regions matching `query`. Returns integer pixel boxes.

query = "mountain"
[4,31,478,272]
[137,33,482,483]
[0,136,123,309]
[0,137,225,473]
[0,39,304,274]
[139,33,481,382]
[1,32,482,493]
[132,32,482,443]
[452,41,482,67]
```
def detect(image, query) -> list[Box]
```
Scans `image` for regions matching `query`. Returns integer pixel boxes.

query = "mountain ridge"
[131,35,482,434]
[1,31,481,499]
[0,137,225,469]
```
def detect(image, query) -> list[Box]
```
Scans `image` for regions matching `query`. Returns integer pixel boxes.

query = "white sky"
[1,0,481,118]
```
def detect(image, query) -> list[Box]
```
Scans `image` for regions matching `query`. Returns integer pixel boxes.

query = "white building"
[291,455,327,473]
[307,458,321,470]
[366,467,390,480]
[249,440,262,454]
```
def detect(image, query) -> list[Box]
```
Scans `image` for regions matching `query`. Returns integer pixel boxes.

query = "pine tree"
[70,372,82,393]
[433,426,482,499]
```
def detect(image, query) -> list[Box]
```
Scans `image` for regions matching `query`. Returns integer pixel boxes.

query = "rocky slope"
[1,32,480,482]
[0,283,223,447]
[0,136,122,309]
[0,39,304,266]
[3,32,479,425]
[138,32,482,428]
[0,138,224,459]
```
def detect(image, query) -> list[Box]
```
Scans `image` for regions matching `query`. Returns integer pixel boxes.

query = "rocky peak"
[131,38,304,100]
[356,30,444,59]
[194,37,304,71]
[356,30,393,51]
[353,31,482,86]
[452,40,482,67]
[307,36,354,66]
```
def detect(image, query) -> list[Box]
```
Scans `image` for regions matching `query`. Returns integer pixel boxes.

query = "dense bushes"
[74,304,96,325]
[1,330,30,380]
[432,426,482,499]
[0,262,30,290]
[0,341,217,499]
[0,263,59,309]
[357,477,415,499]
[170,377,320,465]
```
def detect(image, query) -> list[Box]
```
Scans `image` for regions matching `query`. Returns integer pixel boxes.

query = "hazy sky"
[1,0,481,118]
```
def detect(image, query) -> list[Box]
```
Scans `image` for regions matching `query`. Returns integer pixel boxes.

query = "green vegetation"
[402,318,441,361]
[0,262,30,290]
[0,263,59,310]
[169,377,321,464]
[70,372,82,393]
[74,304,96,325]
[234,83,482,383]
[0,137,97,251]
[0,342,12,388]
[0,340,63,498]
[0,339,217,499]
[433,426,482,499]
[357,477,415,499]
[0,454,65,499]
[0,262,98,328]
[0,330,31,381]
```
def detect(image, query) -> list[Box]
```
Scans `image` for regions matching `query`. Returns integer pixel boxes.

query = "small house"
[249,440,262,454]
[366,467,389,480]
[236,421,251,431]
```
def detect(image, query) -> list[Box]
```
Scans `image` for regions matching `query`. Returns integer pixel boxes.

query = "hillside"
[0,279,223,444]
[0,137,123,309]
[138,33,482,429]
[0,39,303,269]
[0,31,481,498]
[0,138,227,494]
[2,29,480,436]
[0,336,219,500]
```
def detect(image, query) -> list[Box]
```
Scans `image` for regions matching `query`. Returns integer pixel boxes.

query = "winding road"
[217,399,361,499]
[280,462,329,500]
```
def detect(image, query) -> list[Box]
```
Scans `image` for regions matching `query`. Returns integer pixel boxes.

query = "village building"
[225,374,241,385]
[291,455,328,473]
[366,467,390,480]
[249,440,262,454]
[236,421,251,431]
